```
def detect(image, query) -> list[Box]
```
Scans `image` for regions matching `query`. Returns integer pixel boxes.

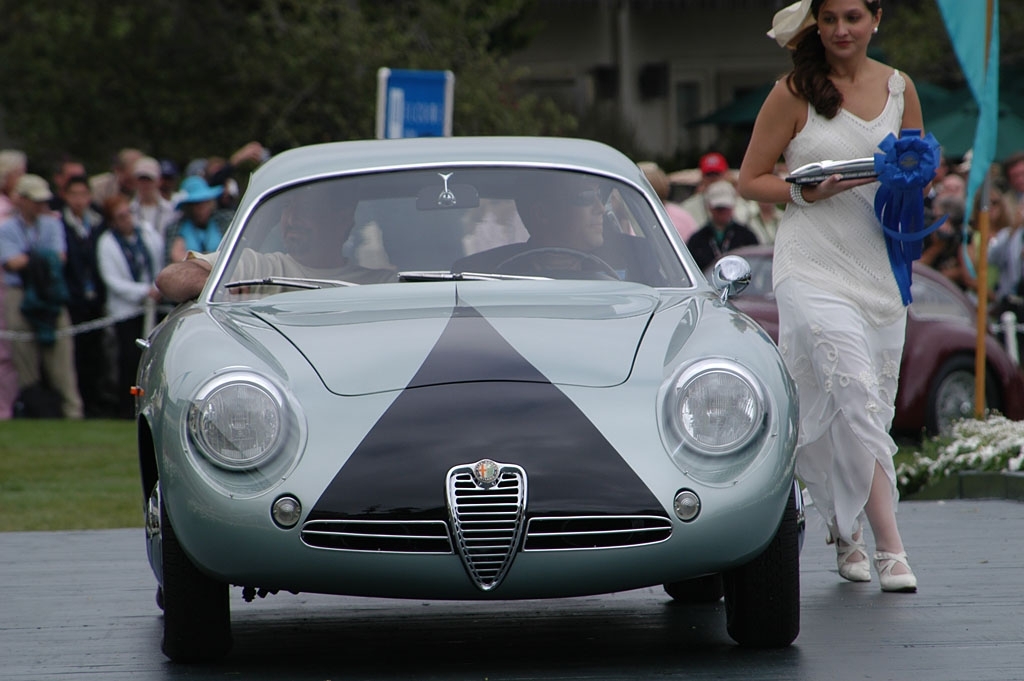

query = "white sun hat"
[767,0,816,49]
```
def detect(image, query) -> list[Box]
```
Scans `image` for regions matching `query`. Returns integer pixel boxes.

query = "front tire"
[926,355,1000,436]
[721,484,800,648]
[160,496,232,662]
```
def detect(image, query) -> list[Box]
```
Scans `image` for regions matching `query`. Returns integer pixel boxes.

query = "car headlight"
[672,364,763,452]
[188,374,284,470]
[660,359,767,483]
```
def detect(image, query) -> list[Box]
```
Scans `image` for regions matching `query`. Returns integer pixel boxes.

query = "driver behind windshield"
[451,173,664,284]
[156,183,395,301]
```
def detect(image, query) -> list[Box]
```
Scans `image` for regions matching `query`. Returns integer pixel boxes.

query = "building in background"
[508,0,791,162]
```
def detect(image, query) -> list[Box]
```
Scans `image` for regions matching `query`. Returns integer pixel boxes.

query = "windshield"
[210,167,690,301]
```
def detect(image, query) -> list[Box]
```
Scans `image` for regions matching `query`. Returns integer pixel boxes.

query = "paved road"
[3,499,1024,681]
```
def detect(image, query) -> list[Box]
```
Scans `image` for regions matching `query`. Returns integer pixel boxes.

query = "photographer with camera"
[919,194,967,290]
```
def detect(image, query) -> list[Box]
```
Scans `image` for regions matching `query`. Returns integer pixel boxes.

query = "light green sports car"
[136,136,800,662]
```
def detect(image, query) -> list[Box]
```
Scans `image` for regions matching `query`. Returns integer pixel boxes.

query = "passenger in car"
[156,184,394,302]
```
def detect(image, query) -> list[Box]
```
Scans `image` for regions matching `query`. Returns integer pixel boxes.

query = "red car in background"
[714,245,1024,437]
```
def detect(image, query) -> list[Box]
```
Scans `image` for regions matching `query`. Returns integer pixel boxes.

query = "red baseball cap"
[699,152,729,176]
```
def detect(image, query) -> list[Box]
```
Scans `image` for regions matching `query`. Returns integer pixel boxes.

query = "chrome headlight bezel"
[667,361,765,453]
[182,369,306,498]
[659,358,769,483]
[188,373,285,470]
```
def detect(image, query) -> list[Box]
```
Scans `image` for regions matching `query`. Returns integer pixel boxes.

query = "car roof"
[241,136,650,209]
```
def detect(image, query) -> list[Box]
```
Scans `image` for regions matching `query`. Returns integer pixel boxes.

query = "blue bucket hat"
[176,175,223,207]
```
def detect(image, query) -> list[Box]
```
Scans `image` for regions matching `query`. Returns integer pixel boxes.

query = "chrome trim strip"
[794,479,806,553]
[530,526,669,537]
[302,530,446,540]
[299,519,453,554]
[523,514,673,552]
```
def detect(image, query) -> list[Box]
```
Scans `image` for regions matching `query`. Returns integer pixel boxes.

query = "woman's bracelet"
[790,183,813,207]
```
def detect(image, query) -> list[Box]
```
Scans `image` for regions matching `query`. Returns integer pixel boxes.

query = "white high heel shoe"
[827,525,871,583]
[875,551,918,592]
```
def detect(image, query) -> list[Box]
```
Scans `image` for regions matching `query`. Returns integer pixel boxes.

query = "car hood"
[246,280,662,395]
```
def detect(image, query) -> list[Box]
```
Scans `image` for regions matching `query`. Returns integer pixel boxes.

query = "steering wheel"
[496,247,621,280]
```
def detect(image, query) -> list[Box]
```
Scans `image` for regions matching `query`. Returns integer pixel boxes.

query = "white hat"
[133,156,161,180]
[705,180,737,209]
[767,0,816,49]
[0,150,27,181]
[15,174,53,202]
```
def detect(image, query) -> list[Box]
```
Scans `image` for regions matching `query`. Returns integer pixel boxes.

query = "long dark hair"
[785,0,882,119]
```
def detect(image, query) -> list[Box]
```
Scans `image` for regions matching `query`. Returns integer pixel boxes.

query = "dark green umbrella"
[689,83,773,126]
[916,81,961,120]
[927,99,1024,161]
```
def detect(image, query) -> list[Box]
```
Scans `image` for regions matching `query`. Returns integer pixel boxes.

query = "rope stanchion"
[142,299,157,337]
[997,311,1021,366]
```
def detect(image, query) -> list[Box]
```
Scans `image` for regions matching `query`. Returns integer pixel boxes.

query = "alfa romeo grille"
[446,461,527,591]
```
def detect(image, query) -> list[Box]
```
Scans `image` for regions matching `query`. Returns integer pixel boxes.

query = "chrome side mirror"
[711,255,751,302]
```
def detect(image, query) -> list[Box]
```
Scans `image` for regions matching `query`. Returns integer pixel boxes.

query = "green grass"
[0,420,142,532]
[895,439,920,471]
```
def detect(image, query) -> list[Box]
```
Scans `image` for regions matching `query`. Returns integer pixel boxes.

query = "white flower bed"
[897,415,1024,496]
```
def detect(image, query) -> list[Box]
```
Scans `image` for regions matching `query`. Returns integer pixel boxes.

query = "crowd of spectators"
[640,153,786,272]
[919,152,1024,320]
[0,142,267,419]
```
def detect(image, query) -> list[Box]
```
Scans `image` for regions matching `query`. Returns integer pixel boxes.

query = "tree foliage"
[877,1,1024,90]
[0,0,574,173]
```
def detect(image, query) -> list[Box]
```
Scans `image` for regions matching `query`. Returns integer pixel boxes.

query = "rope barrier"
[0,302,176,342]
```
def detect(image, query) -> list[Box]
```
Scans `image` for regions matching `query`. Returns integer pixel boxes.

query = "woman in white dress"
[737,0,921,592]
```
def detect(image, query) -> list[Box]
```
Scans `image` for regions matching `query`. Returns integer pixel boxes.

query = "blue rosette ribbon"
[873,129,946,306]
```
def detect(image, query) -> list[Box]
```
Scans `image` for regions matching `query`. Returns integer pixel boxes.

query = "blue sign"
[376,68,455,139]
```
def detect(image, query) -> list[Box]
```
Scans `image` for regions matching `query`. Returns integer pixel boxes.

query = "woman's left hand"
[802,174,875,203]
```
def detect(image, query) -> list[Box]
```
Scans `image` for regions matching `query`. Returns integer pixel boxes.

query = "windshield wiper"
[398,270,550,282]
[224,276,360,290]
